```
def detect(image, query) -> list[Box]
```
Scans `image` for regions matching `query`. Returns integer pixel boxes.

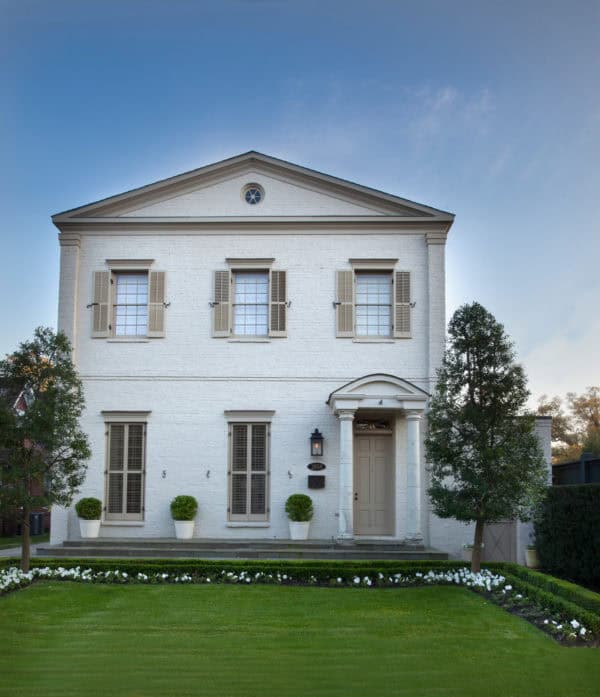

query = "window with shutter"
[213,266,287,338]
[228,423,270,522]
[105,422,146,521]
[91,262,166,339]
[336,265,412,339]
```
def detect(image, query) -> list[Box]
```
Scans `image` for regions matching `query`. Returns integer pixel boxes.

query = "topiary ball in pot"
[170,495,198,540]
[170,495,198,521]
[75,497,102,520]
[285,494,313,541]
[285,494,313,521]
[75,497,102,539]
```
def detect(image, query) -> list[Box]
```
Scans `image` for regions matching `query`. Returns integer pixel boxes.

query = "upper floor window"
[335,263,411,339]
[212,261,287,339]
[355,272,392,337]
[114,272,149,336]
[90,262,166,339]
[233,271,269,336]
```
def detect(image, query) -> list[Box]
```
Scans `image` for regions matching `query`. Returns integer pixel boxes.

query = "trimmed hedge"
[487,563,600,617]
[499,572,600,635]
[534,484,600,587]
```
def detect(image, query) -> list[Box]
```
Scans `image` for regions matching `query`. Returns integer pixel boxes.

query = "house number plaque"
[307,462,326,471]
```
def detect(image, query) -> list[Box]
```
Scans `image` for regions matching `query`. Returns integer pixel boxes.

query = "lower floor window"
[105,422,146,520]
[229,423,269,521]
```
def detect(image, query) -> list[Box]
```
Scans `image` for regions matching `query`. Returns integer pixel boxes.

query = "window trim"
[103,417,148,522]
[354,270,393,339]
[112,270,150,338]
[225,411,273,523]
[231,268,270,338]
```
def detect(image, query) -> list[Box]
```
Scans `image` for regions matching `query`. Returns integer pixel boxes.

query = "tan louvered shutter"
[213,270,231,337]
[394,271,411,338]
[148,271,166,337]
[269,270,287,337]
[92,271,110,337]
[336,270,354,337]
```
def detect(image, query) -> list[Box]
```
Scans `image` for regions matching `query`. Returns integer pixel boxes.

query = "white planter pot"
[525,548,539,568]
[174,520,195,540]
[79,519,101,539]
[289,521,310,540]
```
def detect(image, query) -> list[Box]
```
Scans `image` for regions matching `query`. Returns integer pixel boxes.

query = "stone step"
[35,542,448,561]
[60,538,422,551]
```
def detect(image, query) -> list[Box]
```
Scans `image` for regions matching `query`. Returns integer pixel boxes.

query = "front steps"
[36,538,448,561]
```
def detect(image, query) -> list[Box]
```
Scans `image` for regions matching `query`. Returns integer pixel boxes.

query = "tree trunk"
[21,504,31,573]
[471,518,484,573]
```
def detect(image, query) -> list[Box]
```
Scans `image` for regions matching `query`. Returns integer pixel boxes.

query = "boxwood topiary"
[170,495,198,521]
[75,497,102,520]
[285,494,313,522]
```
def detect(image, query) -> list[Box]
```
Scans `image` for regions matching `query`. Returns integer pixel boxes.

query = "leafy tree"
[0,327,90,571]
[425,303,547,572]
[538,387,600,461]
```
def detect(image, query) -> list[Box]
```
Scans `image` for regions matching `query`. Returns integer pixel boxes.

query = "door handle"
[354,492,358,501]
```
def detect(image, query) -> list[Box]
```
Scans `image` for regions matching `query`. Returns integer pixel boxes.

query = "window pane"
[250,474,266,514]
[355,272,392,336]
[233,271,269,335]
[251,425,266,471]
[127,424,144,470]
[109,425,124,470]
[107,473,123,513]
[127,473,142,513]
[114,272,148,336]
[231,474,247,514]
[232,425,247,471]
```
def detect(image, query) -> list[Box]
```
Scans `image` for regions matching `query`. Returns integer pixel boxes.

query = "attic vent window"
[243,184,264,205]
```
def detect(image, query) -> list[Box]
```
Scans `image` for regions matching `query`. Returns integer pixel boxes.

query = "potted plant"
[285,493,313,540]
[75,497,102,539]
[170,495,198,539]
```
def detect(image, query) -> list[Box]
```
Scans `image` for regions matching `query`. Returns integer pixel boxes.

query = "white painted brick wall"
[55,164,454,548]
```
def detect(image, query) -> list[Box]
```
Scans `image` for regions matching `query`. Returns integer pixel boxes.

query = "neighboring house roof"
[51,150,455,230]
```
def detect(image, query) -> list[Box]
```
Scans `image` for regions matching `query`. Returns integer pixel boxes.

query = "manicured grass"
[1,584,599,697]
[0,533,49,549]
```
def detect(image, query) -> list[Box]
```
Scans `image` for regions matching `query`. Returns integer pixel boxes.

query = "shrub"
[170,495,198,521]
[285,494,313,521]
[534,484,600,587]
[74,498,102,520]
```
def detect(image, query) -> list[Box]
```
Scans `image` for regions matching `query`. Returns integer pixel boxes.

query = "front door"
[354,435,393,535]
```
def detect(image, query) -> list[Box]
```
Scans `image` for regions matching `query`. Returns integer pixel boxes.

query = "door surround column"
[405,410,423,544]
[337,409,356,539]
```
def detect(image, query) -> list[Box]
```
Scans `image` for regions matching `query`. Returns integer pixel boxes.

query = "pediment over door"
[327,373,429,413]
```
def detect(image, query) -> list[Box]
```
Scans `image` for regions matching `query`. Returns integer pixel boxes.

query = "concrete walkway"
[0,545,40,559]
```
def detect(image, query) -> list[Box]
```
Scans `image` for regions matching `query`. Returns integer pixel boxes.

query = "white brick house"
[50,150,472,554]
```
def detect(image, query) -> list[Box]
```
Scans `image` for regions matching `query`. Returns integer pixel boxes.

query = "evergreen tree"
[0,328,90,571]
[425,303,547,572]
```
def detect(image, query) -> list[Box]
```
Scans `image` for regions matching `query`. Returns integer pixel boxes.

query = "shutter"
[269,270,287,337]
[335,270,354,337]
[148,271,166,337]
[213,270,231,337]
[394,271,411,338]
[92,271,110,337]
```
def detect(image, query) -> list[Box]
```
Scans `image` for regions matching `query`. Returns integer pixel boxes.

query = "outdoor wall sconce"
[310,429,324,457]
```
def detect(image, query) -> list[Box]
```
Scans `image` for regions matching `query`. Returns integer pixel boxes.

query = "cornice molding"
[426,231,448,245]
[58,232,81,247]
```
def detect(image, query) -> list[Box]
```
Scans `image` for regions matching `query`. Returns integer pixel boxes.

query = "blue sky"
[1,0,599,402]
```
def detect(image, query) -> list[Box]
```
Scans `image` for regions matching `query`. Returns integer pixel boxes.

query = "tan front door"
[354,435,394,535]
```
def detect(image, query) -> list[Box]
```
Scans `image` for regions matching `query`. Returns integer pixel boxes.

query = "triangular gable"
[327,373,429,413]
[52,151,454,222]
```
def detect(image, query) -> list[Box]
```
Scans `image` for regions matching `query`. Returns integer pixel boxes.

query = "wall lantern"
[310,429,324,457]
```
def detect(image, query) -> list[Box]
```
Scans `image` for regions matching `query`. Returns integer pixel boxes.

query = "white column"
[405,411,423,544]
[337,410,355,539]
[51,233,81,545]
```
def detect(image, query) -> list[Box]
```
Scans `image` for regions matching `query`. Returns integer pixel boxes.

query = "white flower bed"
[0,565,594,642]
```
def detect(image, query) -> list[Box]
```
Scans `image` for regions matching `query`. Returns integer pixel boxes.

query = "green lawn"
[0,533,49,549]
[1,583,598,697]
